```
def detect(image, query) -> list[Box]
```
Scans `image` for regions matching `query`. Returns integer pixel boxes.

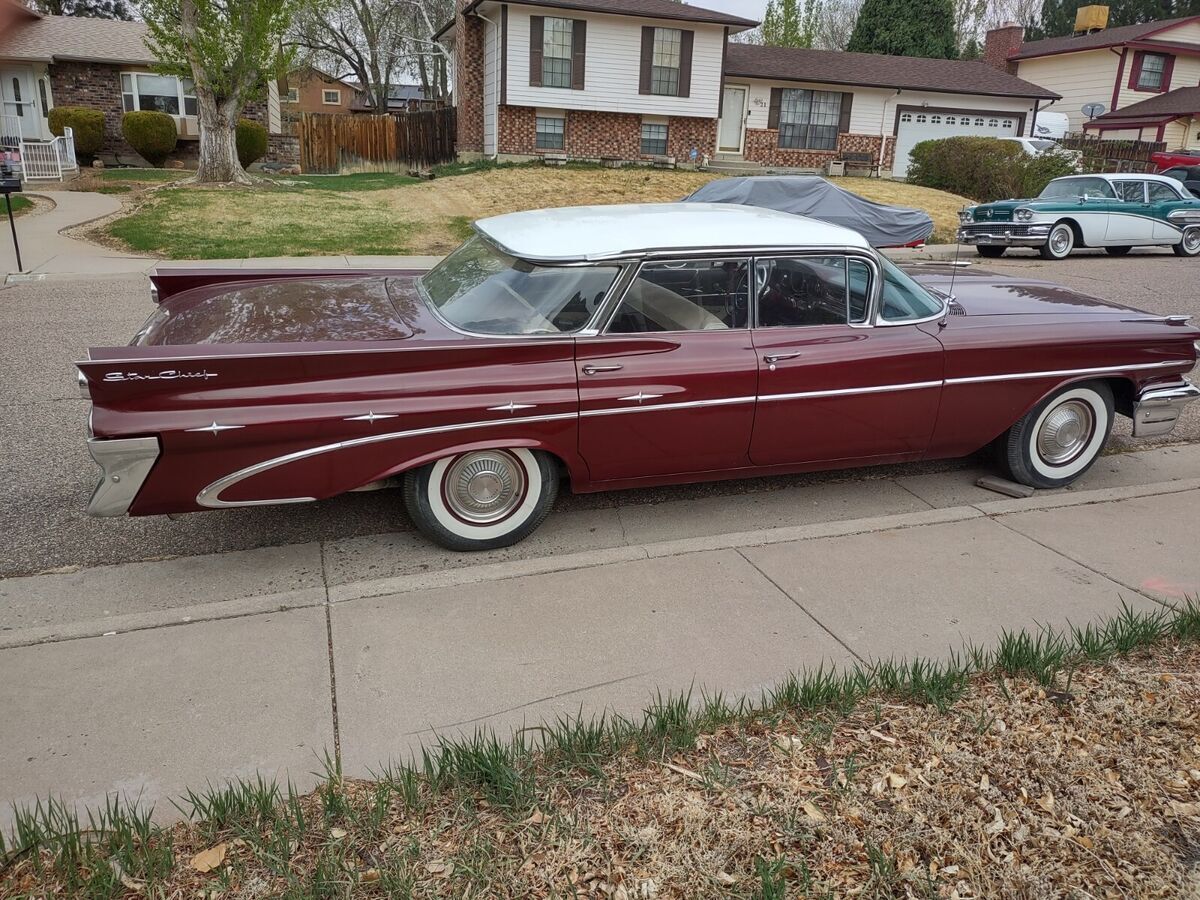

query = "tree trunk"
[194,92,251,184]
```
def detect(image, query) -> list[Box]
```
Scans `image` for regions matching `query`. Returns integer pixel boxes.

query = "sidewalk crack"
[319,541,341,767]
[735,549,866,664]
[891,479,936,510]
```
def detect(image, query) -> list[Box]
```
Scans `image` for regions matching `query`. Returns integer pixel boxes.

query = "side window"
[1114,180,1146,202]
[1148,181,1181,202]
[608,259,748,333]
[757,256,871,328]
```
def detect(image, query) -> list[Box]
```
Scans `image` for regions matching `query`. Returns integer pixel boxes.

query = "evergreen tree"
[1026,0,1175,41]
[846,0,956,57]
[960,35,981,58]
[33,0,135,18]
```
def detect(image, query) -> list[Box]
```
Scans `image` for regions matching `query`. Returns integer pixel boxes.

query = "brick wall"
[984,25,1023,73]
[742,130,886,169]
[455,0,485,153]
[497,105,716,162]
[266,133,300,166]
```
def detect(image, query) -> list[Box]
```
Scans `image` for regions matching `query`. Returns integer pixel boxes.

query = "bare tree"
[813,0,861,49]
[400,0,452,100]
[292,0,409,113]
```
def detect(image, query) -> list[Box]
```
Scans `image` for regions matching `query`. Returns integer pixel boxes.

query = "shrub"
[906,136,1076,202]
[47,107,104,160]
[236,119,268,168]
[121,110,178,167]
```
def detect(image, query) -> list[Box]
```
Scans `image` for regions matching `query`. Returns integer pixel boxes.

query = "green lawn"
[3,194,32,216]
[265,172,421,191]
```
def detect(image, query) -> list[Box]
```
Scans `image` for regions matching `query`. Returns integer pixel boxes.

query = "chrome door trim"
[579,396,756,417]
[758,381,942,402]
[195,411,577,509]
[945,360,1180,386]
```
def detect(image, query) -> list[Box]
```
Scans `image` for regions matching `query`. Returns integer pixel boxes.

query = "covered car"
[684,175,933,248]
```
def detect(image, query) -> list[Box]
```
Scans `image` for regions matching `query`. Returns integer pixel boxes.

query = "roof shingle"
[1012,16,1200,60]
[724,43,1059,99]
[1087,85,1200,122]
[0,13,155,64]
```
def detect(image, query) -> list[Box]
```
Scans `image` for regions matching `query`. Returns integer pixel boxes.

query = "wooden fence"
[1060,133,1165,173]
[297,108,456,174]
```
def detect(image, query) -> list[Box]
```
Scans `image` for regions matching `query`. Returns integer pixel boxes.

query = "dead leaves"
[188,842,228,873]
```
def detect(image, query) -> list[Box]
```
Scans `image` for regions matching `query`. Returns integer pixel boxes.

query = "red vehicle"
[78,204,1200,550]
[1151,148,1200,171]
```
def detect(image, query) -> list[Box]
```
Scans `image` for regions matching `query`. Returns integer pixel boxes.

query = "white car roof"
[474,202,872,262]
[1056,172,1181,185]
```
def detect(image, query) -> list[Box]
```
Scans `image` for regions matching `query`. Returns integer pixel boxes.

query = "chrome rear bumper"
[1132,380,1200,438]
[86,436,160,516]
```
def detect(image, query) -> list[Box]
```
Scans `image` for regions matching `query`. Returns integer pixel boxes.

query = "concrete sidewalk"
[1,444,1196,828]
[1,190,152,277]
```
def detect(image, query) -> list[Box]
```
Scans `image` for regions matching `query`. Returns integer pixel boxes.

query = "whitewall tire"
[1173,226,1200,257]
[1000,382,1113,489]
[1039,222,1075,260]
[403,448,558,551]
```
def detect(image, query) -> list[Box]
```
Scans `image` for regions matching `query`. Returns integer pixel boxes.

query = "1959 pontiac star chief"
[78,203,1200,551]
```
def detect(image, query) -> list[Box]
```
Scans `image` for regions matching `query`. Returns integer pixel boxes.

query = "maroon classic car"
[78,204,1199,551]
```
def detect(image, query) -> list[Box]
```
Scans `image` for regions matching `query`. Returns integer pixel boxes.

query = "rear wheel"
[998,381,1113,489]
[402,448,559,551]
[1038,222,1075,260]
[1105,245,1132,256]
[976,246,1006,258]
[1173,226,1200,257]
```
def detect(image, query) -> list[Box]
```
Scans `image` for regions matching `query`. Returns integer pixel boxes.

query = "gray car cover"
[684,175,933,248]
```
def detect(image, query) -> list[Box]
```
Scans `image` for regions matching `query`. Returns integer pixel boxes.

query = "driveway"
[3,251,1199,577]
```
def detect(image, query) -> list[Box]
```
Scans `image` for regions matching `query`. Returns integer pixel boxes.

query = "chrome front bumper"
[957,224,1051,247]
[1132,380,1200,438]
[86,436,160,516]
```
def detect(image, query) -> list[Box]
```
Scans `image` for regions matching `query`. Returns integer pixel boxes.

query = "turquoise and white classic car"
[957,173,1200,260]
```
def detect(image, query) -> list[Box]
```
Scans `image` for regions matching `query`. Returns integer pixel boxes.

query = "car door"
[575,258,758,483]
[1106,179,1154,243]
[749,253,944,467]
[1148,179,1190,240]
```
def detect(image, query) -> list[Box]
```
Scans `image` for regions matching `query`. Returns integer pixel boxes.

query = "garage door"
[892,110,1020,177]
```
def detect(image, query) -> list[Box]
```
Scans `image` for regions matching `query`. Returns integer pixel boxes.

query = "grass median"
[3,599,1199,897]
[92,163,970,260]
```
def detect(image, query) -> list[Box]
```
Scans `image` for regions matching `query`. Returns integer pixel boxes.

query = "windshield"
[418,235,621,335]
[1028,139,1057,152]
[1039,177,1115,200]
[879,256,944,321]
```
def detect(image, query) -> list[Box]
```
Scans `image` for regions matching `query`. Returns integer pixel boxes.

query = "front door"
[748,254,944,466]
[0,68,37,143]
[718,86,746,153]
[576,258,757,483]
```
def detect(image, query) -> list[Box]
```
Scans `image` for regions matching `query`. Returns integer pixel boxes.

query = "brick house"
[0,0,285,166]
[436,0,1058,177]
[983,9,1200,146]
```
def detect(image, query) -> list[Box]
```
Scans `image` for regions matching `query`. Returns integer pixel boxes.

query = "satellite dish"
[1082,102,1106,119]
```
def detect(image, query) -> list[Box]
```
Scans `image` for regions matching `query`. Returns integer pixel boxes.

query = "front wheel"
[1038,222,1075,260]
[998,381,1113,489]
[402,448,559,551]
[976,246,1006,258]
[1173,226,1200,257]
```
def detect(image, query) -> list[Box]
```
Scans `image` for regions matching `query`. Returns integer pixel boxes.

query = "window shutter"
[639,26,654,94]
[768,87,783,129]
[571,19,586,89]
[1128,50,1143,89]
[1161,54,1175,92]
[530,16,544,87]
[678,30,693,98]
[838,92,853,134]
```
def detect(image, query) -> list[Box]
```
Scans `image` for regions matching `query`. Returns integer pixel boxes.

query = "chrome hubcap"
[1050,227,1071,254]
[444,451,525,524]
[1185,228,1200,251]
[1036,400,1094,466]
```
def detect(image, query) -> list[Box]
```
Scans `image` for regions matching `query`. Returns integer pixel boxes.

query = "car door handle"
[582,364,623,375]
[763,352,802,364]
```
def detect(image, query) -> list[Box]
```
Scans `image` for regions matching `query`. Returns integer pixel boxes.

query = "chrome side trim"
[945,360,1180,386]
[195,411,577,509]
[617,391,663,403]
[345,411,398,423]
[759,381,942,402]
[487,401,537,413]
[186,421,245,434]
[579,396,755,418]
[86,436,160,517]
[1132,379,1200,437]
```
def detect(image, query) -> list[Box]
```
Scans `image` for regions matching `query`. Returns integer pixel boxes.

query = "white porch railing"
[19,127,78,181]
[0,113,29,150]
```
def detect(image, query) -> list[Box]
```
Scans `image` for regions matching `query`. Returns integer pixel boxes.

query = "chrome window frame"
[873,254,948,327]
[597,255,755,336]
[751,251,877,330]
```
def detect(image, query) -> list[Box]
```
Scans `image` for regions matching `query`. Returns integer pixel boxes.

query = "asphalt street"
[2,250,1197,577]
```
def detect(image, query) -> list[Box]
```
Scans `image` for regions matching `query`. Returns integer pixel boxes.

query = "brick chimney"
[984,23,1024,73]
[454,0,485,155]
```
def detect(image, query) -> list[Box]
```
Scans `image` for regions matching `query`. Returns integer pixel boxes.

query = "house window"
[542,17,573,89]
[121,72,197,117]
[536,114,565,149]
[641,120,668,155]
[778,89,840,150]
[988,118,998,127]
[974,116,984,126]
[322,89,341,104]
[650,27,682,96]
[9,78,21,116]
[945,115,956,124]
[1002,119,1013,128]
[900,112,912,123]
[915,113,927,123]
[285,87,300,103]
[1137,52,1167,90]
[930,115,941,124]
[38,78,49,115]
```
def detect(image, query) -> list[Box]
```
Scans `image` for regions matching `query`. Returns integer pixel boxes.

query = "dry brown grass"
[6,643,1198,898]
[98,165,969,259]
